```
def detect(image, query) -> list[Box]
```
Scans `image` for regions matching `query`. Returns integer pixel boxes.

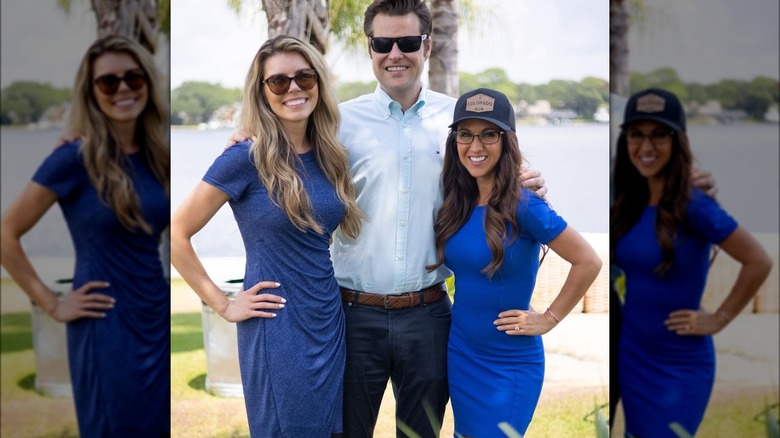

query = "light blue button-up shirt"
[331,84,456,294]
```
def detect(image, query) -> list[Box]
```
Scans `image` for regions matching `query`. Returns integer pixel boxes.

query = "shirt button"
[401,188,408,194]
[400,221,407,227]
[403,153,409,159]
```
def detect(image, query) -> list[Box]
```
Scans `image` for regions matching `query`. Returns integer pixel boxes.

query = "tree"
[429,0,458,97]
[228,0,330,53]
[229,0,481,96]
[0,81,71,125]
[57,0,170,54]
[610,0,629,97]
[171,82,242,125]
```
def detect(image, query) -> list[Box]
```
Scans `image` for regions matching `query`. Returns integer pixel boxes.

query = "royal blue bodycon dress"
[445,189,567,437]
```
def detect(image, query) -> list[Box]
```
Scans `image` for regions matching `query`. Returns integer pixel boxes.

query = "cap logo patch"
[466,94,494,113]
[636,94,666,113]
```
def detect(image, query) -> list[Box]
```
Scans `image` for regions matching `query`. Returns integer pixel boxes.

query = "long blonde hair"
[238,35,362,238]
[69,35,170,234]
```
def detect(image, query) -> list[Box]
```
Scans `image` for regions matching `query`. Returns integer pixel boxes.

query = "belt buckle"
[383,294,393,309]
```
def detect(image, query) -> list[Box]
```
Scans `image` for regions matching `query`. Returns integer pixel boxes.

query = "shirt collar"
[373,83,428,119]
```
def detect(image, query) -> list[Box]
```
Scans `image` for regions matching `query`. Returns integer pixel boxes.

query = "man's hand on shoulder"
[691,164,718,199]
[225,130,250,149]
[520,167,547,199]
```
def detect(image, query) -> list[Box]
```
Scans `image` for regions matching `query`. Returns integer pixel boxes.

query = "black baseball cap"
[621,87,686,132]
[449,88,516,132]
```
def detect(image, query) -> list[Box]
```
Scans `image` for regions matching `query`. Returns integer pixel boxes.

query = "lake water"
[1,123,777,259]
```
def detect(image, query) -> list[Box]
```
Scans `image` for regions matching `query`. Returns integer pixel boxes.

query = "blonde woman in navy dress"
[612,88,772,437]
[1,36,170,437]
[171,35,363,437]
[427,88,602,437]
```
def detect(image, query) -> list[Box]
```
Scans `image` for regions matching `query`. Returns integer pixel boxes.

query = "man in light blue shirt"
[333,1,545,437]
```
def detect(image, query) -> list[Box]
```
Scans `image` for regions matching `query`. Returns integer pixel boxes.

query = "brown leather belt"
[339,283,447,309]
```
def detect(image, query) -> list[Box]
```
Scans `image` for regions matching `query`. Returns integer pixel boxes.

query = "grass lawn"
[3,311,775,437]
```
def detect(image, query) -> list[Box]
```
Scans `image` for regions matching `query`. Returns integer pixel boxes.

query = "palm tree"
[429,0,458,97]
[610,0,629,97]
[228,0,468,96]
[57,0,170,54]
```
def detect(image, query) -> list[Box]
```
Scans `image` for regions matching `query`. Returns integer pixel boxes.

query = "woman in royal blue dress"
[426,88,602,437]
[612,88,772,437]
[171,35,363,437]
[0,36,170,437]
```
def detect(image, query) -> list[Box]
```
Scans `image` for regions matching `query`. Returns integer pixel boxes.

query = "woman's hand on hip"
[665,309,727,336]
[495,309,556,336]
[221,281,285,322]
[50,281,114,322]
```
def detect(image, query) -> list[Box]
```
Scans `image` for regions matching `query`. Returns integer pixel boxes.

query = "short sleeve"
[31,142,82,199]
[518,188,568,244]
[202,141,256,201]
[688,189,738,244]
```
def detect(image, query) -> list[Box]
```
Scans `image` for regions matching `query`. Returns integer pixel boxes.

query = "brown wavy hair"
[426,127,527,279]
[610,127,693,276]
[70,35,169,234]
[238,35,363,238]
[363,0,433,38]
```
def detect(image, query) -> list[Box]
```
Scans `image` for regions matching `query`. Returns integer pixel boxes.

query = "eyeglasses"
[626,129,675,145]
[262,68,318,95]
[369,35,428,54]
[454,130,503,145]
[93,69,148,95]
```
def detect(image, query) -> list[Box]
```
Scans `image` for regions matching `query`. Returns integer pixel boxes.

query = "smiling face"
[626,120,674,184]
[92,52,148,125]
[456,118,504,187]
[369,13,430,106]
[262,52,318,130]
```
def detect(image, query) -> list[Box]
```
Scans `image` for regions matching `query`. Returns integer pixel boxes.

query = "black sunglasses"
[262,69,319,96]
[93,69,148,95]
[369,35,428,54]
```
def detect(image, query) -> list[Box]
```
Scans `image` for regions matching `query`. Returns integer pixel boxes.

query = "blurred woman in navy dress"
[1,35,170,437]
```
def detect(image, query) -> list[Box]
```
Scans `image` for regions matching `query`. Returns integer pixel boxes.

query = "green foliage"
[630,68,780,120]
[171,81,242,125]
[335,80,377,103]
[0,81,71,125]
[330,0,374,51]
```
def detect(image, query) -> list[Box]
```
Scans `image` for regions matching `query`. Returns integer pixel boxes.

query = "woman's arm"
[171,181,284,322]
[665,226,772,335]
[1,182,114,321]
[495,226,602,335]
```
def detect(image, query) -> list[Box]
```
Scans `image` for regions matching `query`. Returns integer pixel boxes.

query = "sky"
[1,0,777,90]
[169,0,611,89]
[626,0,779,83]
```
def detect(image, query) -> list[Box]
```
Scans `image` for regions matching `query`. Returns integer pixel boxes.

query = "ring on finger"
[514,324,520,332]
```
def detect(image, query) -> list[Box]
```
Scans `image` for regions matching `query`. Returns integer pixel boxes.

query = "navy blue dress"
[32,142,170,437]
[445,189,567,437]
[203,142,346,437]
[616,189,738,437]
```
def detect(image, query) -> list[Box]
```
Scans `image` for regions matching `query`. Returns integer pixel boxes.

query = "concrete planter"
[30,280,72,397]
[201,279,244,397]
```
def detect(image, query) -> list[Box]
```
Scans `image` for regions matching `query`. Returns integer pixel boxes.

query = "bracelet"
[715,309,732,324]
[546,307,561,323]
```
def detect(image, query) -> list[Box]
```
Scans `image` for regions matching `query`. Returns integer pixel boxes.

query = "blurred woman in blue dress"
[612,88,772,437]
